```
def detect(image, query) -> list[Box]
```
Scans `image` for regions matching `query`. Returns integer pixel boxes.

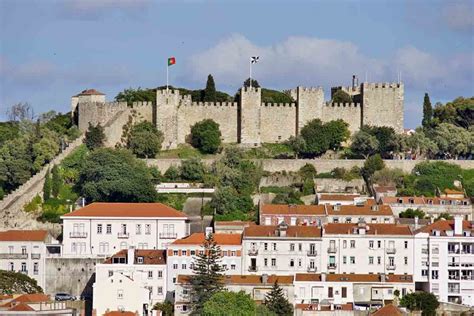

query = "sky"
[0,0,473,127]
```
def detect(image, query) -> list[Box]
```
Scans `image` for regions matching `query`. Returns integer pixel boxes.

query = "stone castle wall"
[77,101,127,132]
[260,102,297,143]
[322,102,362,133]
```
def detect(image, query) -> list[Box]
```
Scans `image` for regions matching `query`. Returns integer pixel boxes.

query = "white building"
[93,248,167,316]
[322,222,413,275]
[61,203,189,257]
[317,194,370,206]
[259,204,326,226]
[243,222,323,275]
[0,230,56,290]
[325,204,395,224]
[166,233,242,295]
[414,217,474,306]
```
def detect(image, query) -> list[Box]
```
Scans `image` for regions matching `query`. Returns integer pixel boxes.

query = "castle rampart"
[260,102,297,143]
[322,102,362,133]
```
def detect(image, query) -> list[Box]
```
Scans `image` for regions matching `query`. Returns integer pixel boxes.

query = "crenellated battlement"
[157,89,181,95]
[363,82,403,89]
[298,86,323,92]
[261,102,296,107]
[188,101,238,107]
[326,102,361,108]
[242,86,261,93]
[179,94,192,102]
[131,101,153,107]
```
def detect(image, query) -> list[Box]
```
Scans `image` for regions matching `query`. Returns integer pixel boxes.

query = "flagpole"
[249,59,252,88]
[166,62,169,93]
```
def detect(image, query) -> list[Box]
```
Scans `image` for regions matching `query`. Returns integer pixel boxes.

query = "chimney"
[414,216,419,230]
[454,215,463,235]
[262,274,269,284]
[127,246,135,265]
[321,272,326,282]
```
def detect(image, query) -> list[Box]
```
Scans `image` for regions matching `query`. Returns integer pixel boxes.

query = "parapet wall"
[260,102,297,143]
[77,101,127,131]
[322,102,362,133]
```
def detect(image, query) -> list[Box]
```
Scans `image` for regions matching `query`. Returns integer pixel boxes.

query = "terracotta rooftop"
[62,202,187,218]
[244,225,321,238]
[295,273,413,283]
[374,186,397,193]
[214,221,256,227]
[416,219,473,236]
[371,304,403,316]
[295,303,353,311]
[324,223,412,236]
[382,196,426,204]
[8,303,35,311]
[261,204,325,215]
[171,233,242,246]
[0,230,48,242]
[319,194,360,201]
[76,88,105,96]
[326,204,394,216]
[177,274,294,285]
[104,249,166,265]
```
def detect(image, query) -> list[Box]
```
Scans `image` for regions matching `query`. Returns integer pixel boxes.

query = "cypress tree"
[264,281,294,316]
[51,165,61,198]
[43,169,51,202]
[422,93,433,127]
[203,74,217,102]
[189,233,224,315]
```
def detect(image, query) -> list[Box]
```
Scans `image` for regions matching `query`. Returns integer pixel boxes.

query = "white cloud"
[442,1,474,32]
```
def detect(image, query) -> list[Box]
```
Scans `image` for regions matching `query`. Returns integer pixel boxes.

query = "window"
[182,250,187,256]
[137,257,144,264]
[108,270,113,277]
[350,256,355,264]
[223,264,228,270]
[173,250,179,256]
[404,257,408,265]
[298,259,302,267]
[190,250,196,256]
[33,263,39,275]
[117,290,123,299]
[377,241,381,248]
[369,240,374,249]
[431,270,439,280]
[299,243,302,251]
[343,240,347,248]
[136,224,142,235]
[8,262,14,271]
[271,258,276,267]
[272,243,277,251]
[350,240,355,248]
[264,243,268,251]
[173,264,178,269]
[345,217,352,223]
[290,243,295,251]
[106,224,112,234]
[99,242,109,254]
[21,246,27,255]
[343,256,347,264]
[97,224,102,234]
[231,251,236,256]
[264,258,268,267]
[145,224,151,234]
[342,287,347,298]
[148,271,153,279]
[333,217,339,223]
[421,270,428,276]
[369,256,374,265]
[120,242,127,250]
[377,257,381,265]
[158,287,163,295]
[404,241,408,249]
[328,287,333,298]
[290,259,295,267]
[231,264,236,270]
[182,264,187,269]
[158,270,163,278]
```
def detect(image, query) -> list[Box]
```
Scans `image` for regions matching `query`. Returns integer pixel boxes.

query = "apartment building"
[322,222,413,275]
[317,194,370,206]
[0,230,56,290]
[166,233,242,294]
[61,203,189,257]
[93,248,167,316]
[243,223,323,275]
[414,217,474,306]
[325,204,395,224]
[174,274,294,315]
[294,273,414,307]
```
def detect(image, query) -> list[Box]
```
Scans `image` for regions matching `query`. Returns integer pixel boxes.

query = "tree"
[286,135,306,158]
[362,126,400,158]
[76,148,157,202]
[435,213,453,221]
[180,158,205,182]
[300,119,330,157]
[325,119,350,150]
[243,78,260,88]
[115,87,156,105]
[189,234,225,315]
[84,123,105,150]
[361,154,385,179]
[399,208,426,219]
[43,169,52,201]
[298,164,317,180]
[264,281,293,316]
[164,165,181,181]
[422,93,433,128]
[203,74,217,102]
[202,291,257,316]
[32,128,60,172]
[332,90,352,103]
[403,129,438,159]
[433,96,474,129]
[126,121,164,158]
[350,131,379,158]
[6,102,35,122]
[400,291,439,316]
[0,270,43,294]
[153,300,173,316]
[432,123,472,159]
[190,119,222,154]
[207,187,254,216]
[51,165,61,198]
[272,191,304,205]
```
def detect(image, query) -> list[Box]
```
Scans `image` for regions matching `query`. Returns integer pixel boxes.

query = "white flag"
[251,56,259,64]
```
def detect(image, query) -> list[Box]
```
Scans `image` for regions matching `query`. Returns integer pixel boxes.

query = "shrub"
[190,119,222,154]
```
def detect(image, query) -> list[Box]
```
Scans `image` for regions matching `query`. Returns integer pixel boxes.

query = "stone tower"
[294,86,325,133]
[155,89,182,150]
[71,89,106,124]
[239,87,261,146]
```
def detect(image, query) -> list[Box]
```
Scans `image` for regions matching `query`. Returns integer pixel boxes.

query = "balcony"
[307,251,317,257]
[31,253,41,260]
[69,231,87,238]
[248,266,258,272]
[386,248,396,254]
[159,233,178,239]
[248,248,258,256]
[327,247,337,254]
[117,232,129,239]
[327,263,337,270]
[386,264,396,270]
[0,253,28,259]
[307,266,317,272]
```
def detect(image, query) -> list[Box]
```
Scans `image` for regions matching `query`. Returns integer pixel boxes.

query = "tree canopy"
[202,291,257,316]
[84,123,105,150]
[126,121,164,158]
[203,74,217,102]
[399,208,426,219]
[264,282,293,316]
[299,119,349,157]
[332,89,352,103]
[400,291,439,316]
[422,93,433,127]
[190,119,222,154]
[0,270,43,294]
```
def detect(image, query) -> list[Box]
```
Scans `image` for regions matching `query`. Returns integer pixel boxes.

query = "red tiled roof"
[76,89,105,96]
[295,273,413,283]
[324,223,412,236]
[244,225,321,238]
[104,249,166,265]
[261,204,325,215]
[8,303,34,311]
[374,186,397,193]
[103,312,137,316]
[0,230,48,242]
[214,221,256,227]
[416,219,473,236]
[62,203,186,218]
[319,194,360,201]
[326,204,394,216]
[382,196,426,204]
[171,233,242,246]
[371,304,403,316]
[177,274,294,285]
[13,293,50,303]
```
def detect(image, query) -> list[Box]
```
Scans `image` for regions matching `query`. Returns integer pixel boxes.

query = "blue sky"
[0,0,473,127]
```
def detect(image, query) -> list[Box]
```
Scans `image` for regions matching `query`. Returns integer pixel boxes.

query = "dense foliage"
[361,154,385,179]
[241,78,294,103]
[299,119,350,157]
[202,291,257,316]
[264,282,294,316]
[0,270,43,294]
[190,119,222,154]
[332,89,352,103]
[400,291,439,316]
[84,123,105,150]
[433,96,473,129]
[203,74,217,102]
[422,93,433,128]
[399,208,426,219]
[126,121,164,158]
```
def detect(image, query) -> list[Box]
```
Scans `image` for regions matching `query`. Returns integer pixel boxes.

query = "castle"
[72,78,404,149]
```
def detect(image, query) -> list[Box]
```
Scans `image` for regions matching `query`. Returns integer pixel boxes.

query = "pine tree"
[264,281,294,316]
[189,233,225,315]
[422,93,433,128]
[43,169,51,202]
[51,165,61,198]
[203,74,217,102]
[84,123,106,150]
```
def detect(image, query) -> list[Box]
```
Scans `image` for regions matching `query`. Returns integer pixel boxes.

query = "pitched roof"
[13,293,50,303]
[177,274,294,285]
[374,186,397,193]
[371,304,403,316]
[295,273,413,283]
[326,204,394,216]
[214,221,256,227]
[261,204,325,215]
[104,249,166,265]
[319,194,360,201]
[416,219,473,236]
[324,223,412,236]
[0,230,48,242]
[76,89,105,96]
[8,303,35,311]
[244,225,321,238]
[382,196,426,204]
[62,203,186,218]
[171,233,242,246]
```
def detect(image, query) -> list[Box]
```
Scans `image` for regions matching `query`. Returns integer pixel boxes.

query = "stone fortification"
[73,79,405,149]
